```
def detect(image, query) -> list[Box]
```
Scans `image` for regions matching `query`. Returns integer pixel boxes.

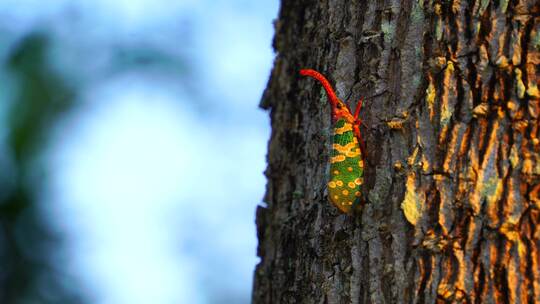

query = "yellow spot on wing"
[331,155,346,163]
[334,123,353,134]
[333,142,358,154]
[346,149,361,157]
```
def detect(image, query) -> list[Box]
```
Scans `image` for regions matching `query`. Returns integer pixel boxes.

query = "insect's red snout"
[299,69,340,108]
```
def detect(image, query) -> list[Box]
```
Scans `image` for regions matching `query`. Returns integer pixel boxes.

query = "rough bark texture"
[254,0,540,303]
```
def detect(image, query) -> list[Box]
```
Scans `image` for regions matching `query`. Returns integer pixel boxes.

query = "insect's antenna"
[300,69,340,108]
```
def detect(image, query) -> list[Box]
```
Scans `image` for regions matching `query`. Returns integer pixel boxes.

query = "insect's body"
[300,69,365,213]
[328,119,364,213]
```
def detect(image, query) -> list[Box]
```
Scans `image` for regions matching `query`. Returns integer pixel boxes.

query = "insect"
[300,69,365,213]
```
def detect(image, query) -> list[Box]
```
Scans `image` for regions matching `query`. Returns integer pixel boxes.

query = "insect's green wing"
[327,119,364,213]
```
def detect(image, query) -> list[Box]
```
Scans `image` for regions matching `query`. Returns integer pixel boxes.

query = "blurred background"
[0,0,277,303]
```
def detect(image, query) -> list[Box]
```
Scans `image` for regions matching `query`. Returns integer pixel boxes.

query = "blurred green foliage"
[0,32,85,304]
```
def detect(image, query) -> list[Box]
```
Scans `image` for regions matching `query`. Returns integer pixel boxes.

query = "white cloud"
[48,77,205,304]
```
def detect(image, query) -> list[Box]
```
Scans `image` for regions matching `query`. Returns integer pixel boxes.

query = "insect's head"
[332,99,356,123]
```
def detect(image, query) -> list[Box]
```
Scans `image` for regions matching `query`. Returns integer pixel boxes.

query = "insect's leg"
[353,97,364,120]
[352,97,367,157]
[353,97,369,136]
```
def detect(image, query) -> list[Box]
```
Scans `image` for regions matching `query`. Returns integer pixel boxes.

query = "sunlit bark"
[254,0,539,303]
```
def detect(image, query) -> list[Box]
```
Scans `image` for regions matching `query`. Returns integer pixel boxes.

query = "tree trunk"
[253,0,540,303]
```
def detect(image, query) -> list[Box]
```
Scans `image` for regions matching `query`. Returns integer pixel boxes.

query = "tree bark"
[253,0,540,303]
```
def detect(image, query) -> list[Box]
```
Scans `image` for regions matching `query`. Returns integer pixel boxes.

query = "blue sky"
[0,0,278,303]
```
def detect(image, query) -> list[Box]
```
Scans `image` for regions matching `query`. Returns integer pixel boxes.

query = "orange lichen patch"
[401,171,425,226]
[334,123,353,134]
[526,63,539,97]
[508,242,529,303]
[422,230,445,251]
[483,176,504,224]
[437,281,455,300]
[331,155,346,163]
[434,3,442,14]
[458,126,472,159]
[347,201,353,205]
[435,175,454,235]
[513,119,529,132]
[342,189,349,195]
[440,62,456,130]
[470,119,503,216]
[358,160,364,168]
[529,183,540,209]
[421,153,431,173]
[495,55,509,68]
[386,119,405,129]
[452,248,467,299]
[407,146,420,166]
[442,123,467,174]
[529,99,540,119]
[347,167,353,172]
[348,182,356,188]
[472,103,489,117]
[333,170,340,175]
[515,68,526,98]
[333,195,339,200]
[336,180,344,187]
[432,56,446,68]
[500,224,526,253]
[328,181,337,188]
[527,84,540,98]
[355,191,361,197]
[501,172,522,224]
[425,75,436,121]
[354,178,362,185]
[531,221,540,298]
[521,150,536,175]
[506,99,521,119]
[509,144,520,168]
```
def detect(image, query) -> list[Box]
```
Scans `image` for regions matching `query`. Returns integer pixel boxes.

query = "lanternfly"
[300,69,365,213]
